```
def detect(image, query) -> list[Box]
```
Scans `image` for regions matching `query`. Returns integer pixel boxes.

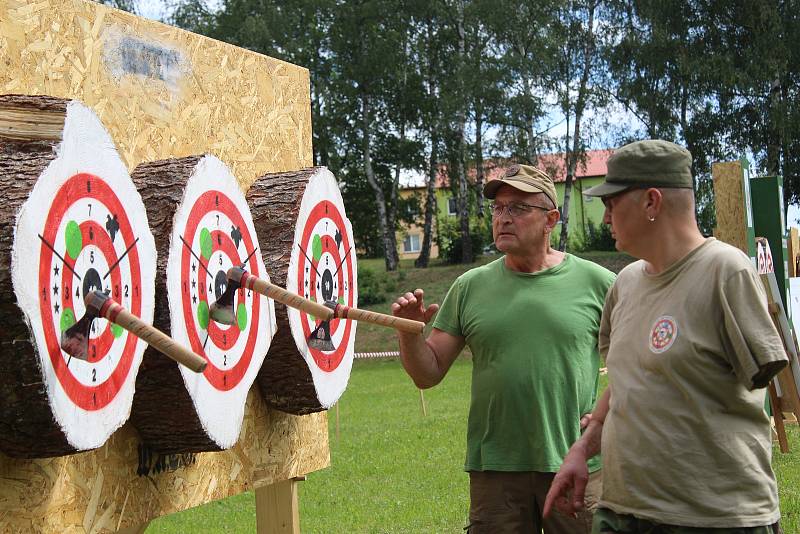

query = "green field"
[149,253,800,533]
[149,358,800,533]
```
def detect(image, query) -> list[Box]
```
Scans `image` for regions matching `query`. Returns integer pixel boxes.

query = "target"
[286,168,357,407]
[167,155,275,448]
[12,100,156,452]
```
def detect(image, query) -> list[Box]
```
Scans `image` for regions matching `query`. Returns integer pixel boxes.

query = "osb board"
[0,0,313,189]
[0,0,328,532]
[0,388,329,533]
[712,161,748,254]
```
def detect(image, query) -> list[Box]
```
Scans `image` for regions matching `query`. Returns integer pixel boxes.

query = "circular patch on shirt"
[649,316,678,354]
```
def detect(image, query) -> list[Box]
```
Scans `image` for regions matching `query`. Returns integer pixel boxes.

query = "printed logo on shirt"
[649,316,678,354]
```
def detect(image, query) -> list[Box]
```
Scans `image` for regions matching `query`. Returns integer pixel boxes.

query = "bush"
[357,265,398,305]
[437,216,491,264]
[583,220,616,251]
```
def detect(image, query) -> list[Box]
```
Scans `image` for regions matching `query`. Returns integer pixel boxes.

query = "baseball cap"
[584,140,693,197]
[484,164,558,208]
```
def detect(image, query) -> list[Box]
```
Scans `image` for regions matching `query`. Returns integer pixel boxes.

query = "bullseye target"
[286,168,357,407]
[12,101,156,452]
[167,155,275,448]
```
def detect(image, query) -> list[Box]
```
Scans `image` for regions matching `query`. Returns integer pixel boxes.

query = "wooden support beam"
[255,479,301,534]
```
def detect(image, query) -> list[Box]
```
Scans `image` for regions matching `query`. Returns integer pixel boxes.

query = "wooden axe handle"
[246,275,334,321]
[102,301,208,373]
[334,305,424,334]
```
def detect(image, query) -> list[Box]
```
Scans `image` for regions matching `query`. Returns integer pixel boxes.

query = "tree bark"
[247,167,353,414]
[361,93,398,271]
[416,129,439,268]
[0,95,72,457]
[559,1,596,252]
[129,156,225,454]
[456,0,473,264]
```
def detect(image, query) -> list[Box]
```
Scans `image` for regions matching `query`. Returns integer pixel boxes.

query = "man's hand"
[580,413,592,431]
[543,448,589,519]
[391,289,439,324]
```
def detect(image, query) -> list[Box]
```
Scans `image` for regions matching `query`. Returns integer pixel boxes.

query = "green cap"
[584,140,693,197]
[484,164,558,208]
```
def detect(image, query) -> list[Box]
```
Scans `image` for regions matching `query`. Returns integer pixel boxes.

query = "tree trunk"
[475,103,485,218]
[559,1,596,252]
[416,129,439,268]
[248,167,357,414]
[0,96,72,457]
[130,156,230,454]
[361,93,398,271]
[0,95,156,457]
[456,0,473,264]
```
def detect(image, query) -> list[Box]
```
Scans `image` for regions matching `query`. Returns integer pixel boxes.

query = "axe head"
[60,290,110,360]
[209,266,246,325]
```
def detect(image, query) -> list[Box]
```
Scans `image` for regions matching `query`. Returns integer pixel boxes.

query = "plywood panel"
[0,0,327,531]
[0,0,313,189]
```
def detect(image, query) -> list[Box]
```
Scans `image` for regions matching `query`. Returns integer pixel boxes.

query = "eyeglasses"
[489,202,552,218]
[600,189,636,212]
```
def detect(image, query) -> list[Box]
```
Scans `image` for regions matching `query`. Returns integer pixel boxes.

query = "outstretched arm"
[391,289,464,389]
[543,387,611,518]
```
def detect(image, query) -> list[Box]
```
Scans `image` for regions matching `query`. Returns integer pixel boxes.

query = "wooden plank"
[712,161,755,258]
[255,480,301,534]
[769,382,790,453]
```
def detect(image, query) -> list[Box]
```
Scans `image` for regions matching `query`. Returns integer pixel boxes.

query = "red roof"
[401,149,612,189]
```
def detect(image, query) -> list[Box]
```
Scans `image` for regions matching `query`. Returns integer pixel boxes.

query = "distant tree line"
[100,0,800,268]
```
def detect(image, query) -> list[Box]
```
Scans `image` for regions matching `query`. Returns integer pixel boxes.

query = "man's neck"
[504,246,565,273]
[642,223,706,274]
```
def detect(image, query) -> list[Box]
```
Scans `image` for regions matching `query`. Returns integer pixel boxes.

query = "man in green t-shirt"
[391,164,615,533]
[544,140,787,533]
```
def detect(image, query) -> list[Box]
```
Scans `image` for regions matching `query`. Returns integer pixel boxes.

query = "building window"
[448,197,458,216]
[583,194,594,203]
[403,234,421,253]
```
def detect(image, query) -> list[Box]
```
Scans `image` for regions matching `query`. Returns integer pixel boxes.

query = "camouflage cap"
[584,139,693,197]
[484,164,558,208]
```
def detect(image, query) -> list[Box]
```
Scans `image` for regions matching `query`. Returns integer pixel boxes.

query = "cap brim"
[484,178,543,199]
[583,181,631,197]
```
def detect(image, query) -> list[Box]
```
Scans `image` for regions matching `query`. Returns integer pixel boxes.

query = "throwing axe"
[210,266,424,334]
[61,290,208,373]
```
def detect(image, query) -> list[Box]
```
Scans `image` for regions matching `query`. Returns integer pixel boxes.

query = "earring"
[648,216,655,222]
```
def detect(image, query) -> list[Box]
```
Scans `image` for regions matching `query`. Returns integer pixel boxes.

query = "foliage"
[356,265,399,306]
[167,0,800,268]
[436,215,490,265]
[582,220,616,251]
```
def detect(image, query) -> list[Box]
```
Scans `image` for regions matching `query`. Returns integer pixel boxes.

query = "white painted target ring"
[167,155,276,448]
[286,168,358,408]
[12,101,156,451]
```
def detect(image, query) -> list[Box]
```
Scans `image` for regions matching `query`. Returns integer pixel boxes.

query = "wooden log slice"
[131,155,276,453]
[0,95,157,457]
[248,167,358,414]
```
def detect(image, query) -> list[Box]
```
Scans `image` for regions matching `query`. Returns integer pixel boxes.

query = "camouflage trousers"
[593,507,782,534]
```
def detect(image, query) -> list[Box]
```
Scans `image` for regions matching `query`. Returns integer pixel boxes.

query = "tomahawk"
[210,266,424,334]
[61,290,207,373]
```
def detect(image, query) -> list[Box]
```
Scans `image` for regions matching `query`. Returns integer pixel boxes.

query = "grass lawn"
[149,252,800,532]
[149,358,800,533]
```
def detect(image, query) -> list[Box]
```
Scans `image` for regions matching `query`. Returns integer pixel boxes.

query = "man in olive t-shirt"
[544,140,787,533]
[392,164,615,534]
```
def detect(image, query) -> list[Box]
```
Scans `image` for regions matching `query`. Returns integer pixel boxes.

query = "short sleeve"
[431,277,464,338]
[719,269,788,389]
[598,282,617,362]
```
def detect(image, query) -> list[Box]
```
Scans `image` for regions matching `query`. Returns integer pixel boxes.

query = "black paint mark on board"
[118,37,181,82]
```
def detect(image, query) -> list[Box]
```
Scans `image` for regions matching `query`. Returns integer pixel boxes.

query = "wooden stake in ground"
[0,95,157,457]
[247,167,358,414]
[130,155,276,453]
